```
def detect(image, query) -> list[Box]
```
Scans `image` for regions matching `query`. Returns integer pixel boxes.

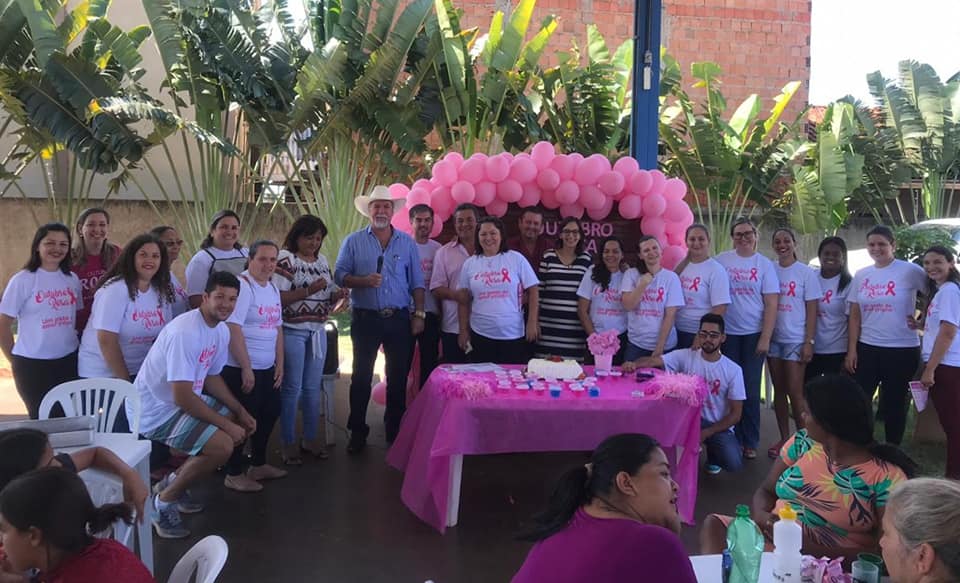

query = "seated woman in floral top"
[700,374,917,563]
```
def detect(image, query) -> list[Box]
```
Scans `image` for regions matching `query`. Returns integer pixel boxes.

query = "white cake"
[527,358,584,380]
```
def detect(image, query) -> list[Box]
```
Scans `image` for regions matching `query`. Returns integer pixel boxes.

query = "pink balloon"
[430,186,453,218]
[666,223,686,246]
[630,170,653,197]
[371,381,387,406]
[648,169,667,197]
[612,156,640,177]
[459,156,486,184]
[443,152,464,169]
[555,180,580,205]
[530,141,556,170]
[509,157,538,184]
[661,244,687,270]
[473,181,497,206]
[568,152,584,166]
[559,203,584,218]
[541,188,560,209]
[580,185,605,210]
[451,180,476,203]
[391,212,411,233]
[536,168,561,190]
[518,183,542,207]
[574,154,611,186]
[433,160,458,187]
[412,178,432,192]
[587,196,614,221]
[406,189,431,207]
[485,155,510,183]
[663,178,687,201]
[498,179,523,203]
[663,198,689,222]
[597,171,625,197]
[430,220,443,238]
[388,183,410,200]
[618,195,643,219]
[485,198,508,217]
[641,216,666,239]
[644,193,667,217]
[550,155,575,181]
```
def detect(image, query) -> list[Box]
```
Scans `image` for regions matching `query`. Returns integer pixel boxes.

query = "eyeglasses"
[732,231,756,240]
[697,331,722,339]
[561,229,581,235]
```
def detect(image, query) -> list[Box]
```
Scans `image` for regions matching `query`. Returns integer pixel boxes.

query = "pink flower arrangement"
[644,372,708,407]
[437,378,494,401]
[587,330,621,357]
[801,556,851,583]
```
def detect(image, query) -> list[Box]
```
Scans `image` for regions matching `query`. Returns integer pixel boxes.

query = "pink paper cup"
[909,381,929,412]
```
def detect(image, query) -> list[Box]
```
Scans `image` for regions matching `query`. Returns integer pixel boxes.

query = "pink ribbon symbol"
[711,379,721,395]
[656,287,665,302]
[823,290,833,304]
[886,281,896,296]
[501,268,512,283]
[787,281,797,297]
[749,268,758,281]
[690,277,701,291]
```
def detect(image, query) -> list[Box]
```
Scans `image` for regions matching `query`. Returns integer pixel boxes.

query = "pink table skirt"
[386,365,702,533]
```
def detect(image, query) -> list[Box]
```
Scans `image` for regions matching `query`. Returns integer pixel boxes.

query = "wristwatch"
[413,310,426,319]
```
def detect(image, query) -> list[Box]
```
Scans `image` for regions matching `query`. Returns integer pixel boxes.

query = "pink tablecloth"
[386,365,701,533]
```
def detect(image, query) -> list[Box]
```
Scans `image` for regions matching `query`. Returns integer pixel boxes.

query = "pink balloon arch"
[387,142,695,269]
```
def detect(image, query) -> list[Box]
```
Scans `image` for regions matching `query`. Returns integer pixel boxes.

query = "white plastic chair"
[167,535,229,583]
[39,378,141,435]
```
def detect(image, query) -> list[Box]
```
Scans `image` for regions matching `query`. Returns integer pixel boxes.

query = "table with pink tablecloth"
[386,365,702,533]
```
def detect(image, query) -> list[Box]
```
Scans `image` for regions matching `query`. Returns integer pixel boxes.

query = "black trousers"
[348,309,413,441]
[413,313,441,388]
[469,331,527,365]
[441,332,468,364]
[10,351,77,419]
[222,365,280,474]
[804,353,846,382]
[853,342,920,445]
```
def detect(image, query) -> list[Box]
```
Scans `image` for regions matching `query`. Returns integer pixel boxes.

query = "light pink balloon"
[485,198,508,217]
[618,195,643,219]
[430,220,443,238]
[574,154,609,186]
[663,197,689,223]
[518,183,542,207]
[536,168,561,190]
[559,203,584,219]
[530,141,556,169]
[388,183,410,200]
[630,170,653,197]
[451,180,476,204]
[648,169,667,197]
[485,154,511,183]
[433,160,458,187]
[555,180,580,205]
[580,185,605,210]
[509,157,538,184]
[498,179,523,203]
[550,155,576,181]
[587,196,614,221]
[612,156,640,177]
[663,178,687,201]
[412,178,432,191]
[597,171,625,197]
[459,156,486,184]
[443,152,465,169]
[541,188,560,209]
[430,186,453,218]
[644,193,667,217]
[372,381,387,405]
[406,189,431,207]
[641,215,666,239]
[661,244,687,270]
[666,223,686,246]
[473,181,497,206]
[568,152,584,166]
[391,212,411,233]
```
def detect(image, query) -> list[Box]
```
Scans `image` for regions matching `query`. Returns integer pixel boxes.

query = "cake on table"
[527,357,584,380]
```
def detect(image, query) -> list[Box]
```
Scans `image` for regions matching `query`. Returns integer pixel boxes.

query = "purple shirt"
[512,509,697,583]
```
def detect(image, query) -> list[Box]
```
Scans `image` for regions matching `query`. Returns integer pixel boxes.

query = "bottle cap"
[778,503,797,521]
[735,504,750,517]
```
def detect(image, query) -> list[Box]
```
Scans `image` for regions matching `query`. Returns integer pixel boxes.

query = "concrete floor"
[148,378,782,583]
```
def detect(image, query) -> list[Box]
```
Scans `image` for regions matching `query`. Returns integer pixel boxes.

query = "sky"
[809,0,960,105]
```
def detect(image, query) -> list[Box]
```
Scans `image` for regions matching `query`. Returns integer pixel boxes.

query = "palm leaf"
[290,38,347,130]
[763,80,801,135]
[16,0,63,69]
[139,0,186,84]
[900,60,945,154]
[98,96,238,155]
[86,19,147,80]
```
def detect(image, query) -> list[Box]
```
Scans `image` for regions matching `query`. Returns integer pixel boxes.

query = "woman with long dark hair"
[0,468,154,583]
[700,374,917,562]
[78,234,174,382]
[620,236,684,360]
[71,207,121,332]
[919,245,960,479]
[577,237,628,364]
[512,433,696,583]
[150,225,189,317]
[845,225,927,444]
[536,217,592,360]
[0,223,81,418]
[673,224,730,349]
[184,210,248,308]
[806,236,853,380]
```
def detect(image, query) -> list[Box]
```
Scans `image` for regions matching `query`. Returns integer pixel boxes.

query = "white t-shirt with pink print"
[848,259,927,348]
[227,272,282,370]
[0,268,82,359]
[577,267,627,334]
[772,261,822,344]
[458,251,539,340]
[620,268,685,350]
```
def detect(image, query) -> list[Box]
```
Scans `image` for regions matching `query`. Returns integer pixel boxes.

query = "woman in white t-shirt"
[221,240,287,491]
[768,228,821,457]
[78,234,175,383]
[457,216,540,364]
[0,223,82,418]
[673,224,731,349]
[577,237,628,364]
[806,237,853,381]
[714,217,779,460]
[845,225,927,445]
[919,245,960,479]
[184,210,249,308]
[620,236,684,361]
[151,226,189,317]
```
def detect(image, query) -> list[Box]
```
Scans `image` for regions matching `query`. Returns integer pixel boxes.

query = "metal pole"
[630,0,662,169]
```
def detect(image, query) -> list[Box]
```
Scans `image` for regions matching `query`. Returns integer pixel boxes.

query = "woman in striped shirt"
[535,217,593,361]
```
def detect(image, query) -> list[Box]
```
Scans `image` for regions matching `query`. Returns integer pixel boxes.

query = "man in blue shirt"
[335,186,425,453]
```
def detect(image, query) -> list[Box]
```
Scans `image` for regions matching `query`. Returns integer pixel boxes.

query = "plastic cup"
[857,553,886,576]
[852,560,879,583]
[588,387,600,398]
[908,381,929,411]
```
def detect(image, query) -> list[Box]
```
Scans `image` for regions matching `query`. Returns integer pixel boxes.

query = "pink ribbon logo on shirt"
[656,287,665,302]
[823,290,833,304]
[690,277,701,291]
[749,268,758,281]
[886,281,897,296]
[501,268,512,283]
[786,281,797,297]
[711,379,721,396]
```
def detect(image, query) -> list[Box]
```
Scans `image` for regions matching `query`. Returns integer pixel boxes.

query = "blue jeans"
[623,343,653,362]
[722,333,764,450]
[702,419,744,472]
[280,328,327,445]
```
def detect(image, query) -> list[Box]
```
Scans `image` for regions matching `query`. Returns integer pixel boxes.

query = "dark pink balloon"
[430,186,453,218]
[498,179,523,203]
[618,195,643,219]
[473,181,497,206]
[661,244,687,270]
[391,211,411,233]
[555,180,580,205]
[536,168,561,190]
[430,220,443,238]
[540,188,560,209]
[587,196,614,221]
[640,215,666,239]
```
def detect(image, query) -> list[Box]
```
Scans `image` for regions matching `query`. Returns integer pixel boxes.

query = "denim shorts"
[768,341,803,362]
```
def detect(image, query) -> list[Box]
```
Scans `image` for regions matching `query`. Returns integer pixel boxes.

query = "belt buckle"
[379,308,395,318]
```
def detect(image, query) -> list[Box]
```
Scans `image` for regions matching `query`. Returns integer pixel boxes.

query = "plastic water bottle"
[727,504,764,583]
[772,504,802,582]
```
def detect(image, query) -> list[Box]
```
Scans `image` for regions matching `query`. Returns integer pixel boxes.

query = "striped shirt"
[535,250,592,360]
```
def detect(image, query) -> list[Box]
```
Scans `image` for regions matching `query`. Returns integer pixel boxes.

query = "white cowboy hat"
[354,185,403,217]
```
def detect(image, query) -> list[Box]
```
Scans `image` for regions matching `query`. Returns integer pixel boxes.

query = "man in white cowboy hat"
[335,185,425,453]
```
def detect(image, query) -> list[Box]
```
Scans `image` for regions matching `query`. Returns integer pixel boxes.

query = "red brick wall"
[458,0,811,119]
